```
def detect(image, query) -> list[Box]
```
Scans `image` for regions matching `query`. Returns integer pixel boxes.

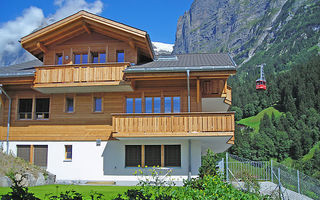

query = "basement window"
[35,98,50,120]
[65,145,72,160]
[18,99,32,120]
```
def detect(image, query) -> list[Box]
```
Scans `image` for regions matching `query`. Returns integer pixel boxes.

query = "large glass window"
[94,97,102,112]
[164,97,172,113]
[92,52,99,63]
[165,145,181,167]
[154,97,161,113]
[145,97,152,113]
[125,145,141,167]
[74,53,88,64]
[135,98,142,113]
[117,50,124,62]
[35,98,50,119]
[18,99,32,120]
[126,98,133,113]
[99,53,106,63]
[173,97,181,113]
[145,145,161,167]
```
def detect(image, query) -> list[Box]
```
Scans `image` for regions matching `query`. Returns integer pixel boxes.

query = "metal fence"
[223,153,320,200]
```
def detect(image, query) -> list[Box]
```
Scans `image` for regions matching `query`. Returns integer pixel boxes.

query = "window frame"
[73,53,88,64]
[65,95,75,113]
[125,145,142,167]
[93,96,103,113]
[56,54,63,65]
[116,50,125,62]
[164,145,181,167]
[17,98,33,120]
[16,96,51,121]
[35,98,50,120]
[65,145,72,160]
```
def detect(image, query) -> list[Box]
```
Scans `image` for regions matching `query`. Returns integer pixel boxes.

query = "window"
[57,54,63,65]
[18,99,32,119]
[65,97,74,113]
[35,98,50,119]
[126,98,141,113]
[145,97,152,113]
[173,97,181,113]
[117,50,124,62]
[33,145,48,167]
[92,52,99,63]
[74,53,88,64]
[65,145,72,160]
[145,97,161,113]
[165,145,181,167]
[94,97,102,112]
[165,97,181,113]
[125,145,141,167]
[17,145,31,162]
[99,53,106,63]
[164,97,172,113]
[154,97,161,113]
[145,145,161,167]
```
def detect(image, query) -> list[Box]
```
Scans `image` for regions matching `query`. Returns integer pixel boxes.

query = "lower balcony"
[112,112,235,138]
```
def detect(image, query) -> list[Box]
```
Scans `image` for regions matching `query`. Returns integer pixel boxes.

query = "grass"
[301,141,320,163]
[237,107,282,132]
[0,184,136,200]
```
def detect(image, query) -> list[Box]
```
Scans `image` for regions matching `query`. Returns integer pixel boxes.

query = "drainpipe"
[186,70,191,180]
[0,85,11,154]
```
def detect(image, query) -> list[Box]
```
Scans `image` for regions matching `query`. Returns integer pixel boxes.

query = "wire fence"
[224,153,320,200]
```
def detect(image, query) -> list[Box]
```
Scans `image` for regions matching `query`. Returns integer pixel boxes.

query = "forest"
[228,55,320,179]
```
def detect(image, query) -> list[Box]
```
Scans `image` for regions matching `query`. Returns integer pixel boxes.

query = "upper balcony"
[112,112,235,139]
[33,63,133,93]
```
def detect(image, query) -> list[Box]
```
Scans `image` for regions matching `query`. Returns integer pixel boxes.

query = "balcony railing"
[112,112,235,137]
[34,62,129,85]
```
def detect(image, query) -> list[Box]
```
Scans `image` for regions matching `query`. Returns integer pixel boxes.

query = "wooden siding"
[112,112,235,137]
[34,63,128,86]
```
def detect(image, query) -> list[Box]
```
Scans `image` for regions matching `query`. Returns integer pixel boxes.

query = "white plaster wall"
[5,139,201,183]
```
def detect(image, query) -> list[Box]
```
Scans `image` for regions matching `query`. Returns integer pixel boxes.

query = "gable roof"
[125,53,237,73]
[20,10,154,61]
[0,60,42,78]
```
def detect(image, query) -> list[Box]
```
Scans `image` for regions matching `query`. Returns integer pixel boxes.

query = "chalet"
[0,11,236,184]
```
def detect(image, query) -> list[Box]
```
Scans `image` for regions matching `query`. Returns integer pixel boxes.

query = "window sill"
[15,119,51,122]
[63,159,72,162]
[92,111,104,114]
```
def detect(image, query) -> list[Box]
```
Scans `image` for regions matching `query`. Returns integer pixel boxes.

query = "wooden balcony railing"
[34,62,129,85]
[112,112,235,137]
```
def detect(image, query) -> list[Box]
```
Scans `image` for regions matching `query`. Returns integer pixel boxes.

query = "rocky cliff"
[173,0,318,65]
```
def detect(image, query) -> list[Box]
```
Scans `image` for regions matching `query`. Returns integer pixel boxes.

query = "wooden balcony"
[112,112,235,137]
[33,63,133,93]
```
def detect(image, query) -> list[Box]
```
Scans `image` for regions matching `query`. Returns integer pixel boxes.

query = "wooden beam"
[128,39,135,49]
[37,42,47,53]
[141,145,145,168]
[197,79,200,104]
[161,145,164,167]
[82,21,91,34]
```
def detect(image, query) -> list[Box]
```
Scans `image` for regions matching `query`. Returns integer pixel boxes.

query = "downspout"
[0,85,11,154]
[187,70,191,180]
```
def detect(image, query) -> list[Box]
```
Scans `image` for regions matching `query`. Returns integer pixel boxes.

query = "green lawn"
[237,107,282,132]
[0,184,136,200]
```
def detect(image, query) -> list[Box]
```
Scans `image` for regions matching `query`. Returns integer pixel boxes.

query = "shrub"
[198,149,219,178]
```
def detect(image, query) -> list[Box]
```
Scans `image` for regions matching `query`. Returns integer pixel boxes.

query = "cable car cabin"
[256,80,267,90]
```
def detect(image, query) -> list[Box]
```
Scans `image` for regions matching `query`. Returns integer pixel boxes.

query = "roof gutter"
[124,65,236,73]
[0,85,11,154]
[0,72,35,78]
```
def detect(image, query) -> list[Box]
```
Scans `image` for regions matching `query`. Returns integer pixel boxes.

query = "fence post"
[221,158,224,176]
[226,152,229,182]
[271,159,273,182]
[297,170,300,194]
[278,168,282,200]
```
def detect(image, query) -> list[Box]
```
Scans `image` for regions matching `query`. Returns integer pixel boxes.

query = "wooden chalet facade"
[0,11,236,184]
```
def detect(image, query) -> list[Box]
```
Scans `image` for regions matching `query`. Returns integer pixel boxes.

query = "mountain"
[152,42,174,56]
[173,0,319,66]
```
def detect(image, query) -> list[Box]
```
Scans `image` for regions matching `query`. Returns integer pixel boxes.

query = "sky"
[0,0,194,44]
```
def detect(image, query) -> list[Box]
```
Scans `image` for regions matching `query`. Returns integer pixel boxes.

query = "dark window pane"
[66,98,74,112]
[126,98,133,113]
[35,98,50,119]
[33,145,48,167]
[135,98,142,113]
[145,97,152,113]
[117,51,124,62]
[65,145,72,160]
[145,145,161,167]
[92,52,99,63]
[125,145,141,167]
[154,97,161,113]
[74,54,81,64]
[164,97,172,113]
[57,55,63,65]
[99,53,106,63]
[165,145,181,167]
[94,97,102,112]
[173,97,180,113]
[18,99,32,119]
[82,54,88,64]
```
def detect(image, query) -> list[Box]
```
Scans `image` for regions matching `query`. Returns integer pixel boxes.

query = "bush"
[198,149,219,178]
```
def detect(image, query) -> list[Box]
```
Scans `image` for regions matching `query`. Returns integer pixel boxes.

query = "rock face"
[173,0,287,57]
[0,172,55,187]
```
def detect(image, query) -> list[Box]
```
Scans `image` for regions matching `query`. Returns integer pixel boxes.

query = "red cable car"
[256,64,267,90]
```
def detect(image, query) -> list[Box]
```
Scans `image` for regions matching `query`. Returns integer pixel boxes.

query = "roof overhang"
[20,10,154,60]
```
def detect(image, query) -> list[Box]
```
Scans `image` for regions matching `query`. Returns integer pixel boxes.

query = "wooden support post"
[141,145,145,167]
[30,145,34,164]
[197,79,200,104]
[82,21,91,34]
[37,42,48,53]
[161,145,165,167]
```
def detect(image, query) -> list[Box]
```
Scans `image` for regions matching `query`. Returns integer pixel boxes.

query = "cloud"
[0,0,104,66]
